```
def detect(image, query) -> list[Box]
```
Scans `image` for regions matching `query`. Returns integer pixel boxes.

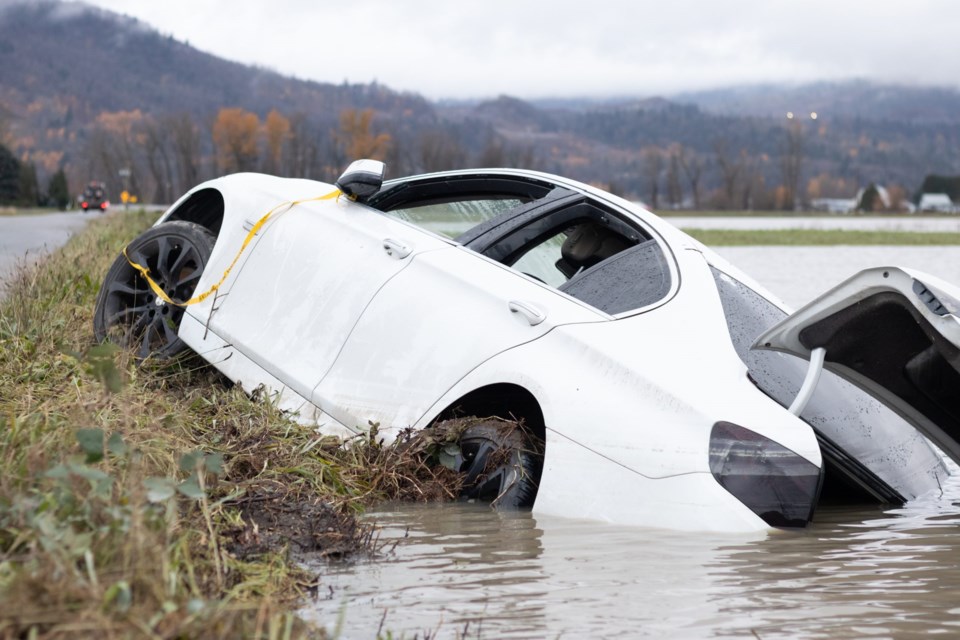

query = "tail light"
[709,421,822,528]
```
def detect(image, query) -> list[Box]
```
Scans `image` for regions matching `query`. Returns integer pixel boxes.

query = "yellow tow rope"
[123,188,344,307]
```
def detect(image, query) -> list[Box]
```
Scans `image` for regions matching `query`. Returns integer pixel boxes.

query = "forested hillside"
[2,0,959,210]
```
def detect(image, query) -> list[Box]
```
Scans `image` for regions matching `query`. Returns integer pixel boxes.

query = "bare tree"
[418,130,467,173]
[666,147,683,208]
[739,150,759,210]
[779,120,804,211]
[142,118,175,203]
[713,138,744,210]
[285,114,321,179]
[85,111,146,199]
[641,147,663,209]
[167,113,201,189]
[477,137,534,169]
[677,145,704,209]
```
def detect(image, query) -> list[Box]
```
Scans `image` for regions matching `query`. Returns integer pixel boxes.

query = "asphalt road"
[0,210,96,287]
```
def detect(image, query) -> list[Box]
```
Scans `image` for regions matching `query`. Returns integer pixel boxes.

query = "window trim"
[366,170,682,319]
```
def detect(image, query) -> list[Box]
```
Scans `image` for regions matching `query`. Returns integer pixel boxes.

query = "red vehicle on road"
[80,181,109,212]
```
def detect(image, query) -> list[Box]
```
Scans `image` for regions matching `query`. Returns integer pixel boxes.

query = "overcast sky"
[82,0,960,100]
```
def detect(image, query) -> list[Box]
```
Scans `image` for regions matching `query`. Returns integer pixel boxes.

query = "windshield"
[388,198,524,239]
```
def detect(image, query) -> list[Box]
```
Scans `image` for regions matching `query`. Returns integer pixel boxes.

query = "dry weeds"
[0,211,475,639]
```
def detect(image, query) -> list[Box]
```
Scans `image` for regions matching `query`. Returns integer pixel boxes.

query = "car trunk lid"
[754,266,960,466]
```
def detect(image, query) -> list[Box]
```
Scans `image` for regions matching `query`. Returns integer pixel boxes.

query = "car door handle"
[382,238,412,259]
[508,300,546,326]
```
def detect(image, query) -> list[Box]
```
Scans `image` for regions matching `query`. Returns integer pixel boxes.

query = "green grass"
[684,228,960,246]
[0,211,466,638]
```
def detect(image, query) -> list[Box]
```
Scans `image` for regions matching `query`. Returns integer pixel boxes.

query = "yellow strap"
[123,189,343,307]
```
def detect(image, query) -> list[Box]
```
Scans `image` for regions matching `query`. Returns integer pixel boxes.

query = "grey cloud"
[83,0,960,98]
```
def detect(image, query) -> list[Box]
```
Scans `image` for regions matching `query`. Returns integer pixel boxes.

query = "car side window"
[510,232,568,287]
[481,206,672,315]
[369,175,673,315]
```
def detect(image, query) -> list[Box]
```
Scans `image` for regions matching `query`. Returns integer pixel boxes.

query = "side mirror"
[335,159,385,200]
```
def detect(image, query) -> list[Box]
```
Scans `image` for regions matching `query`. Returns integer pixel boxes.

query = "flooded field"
[671,215,960,233]
[301,243,960,639]
[713,245,960,308]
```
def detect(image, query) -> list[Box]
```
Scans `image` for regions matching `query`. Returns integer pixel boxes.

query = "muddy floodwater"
[303,478,960,639]
[300,243,960,638]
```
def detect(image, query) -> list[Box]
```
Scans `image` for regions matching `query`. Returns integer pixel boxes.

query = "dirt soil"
[218,417,534,564]
[224,489,374,561]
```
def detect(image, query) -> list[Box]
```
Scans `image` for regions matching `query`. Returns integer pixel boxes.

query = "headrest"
[561,224,607,265]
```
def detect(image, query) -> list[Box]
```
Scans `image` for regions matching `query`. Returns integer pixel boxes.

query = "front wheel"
[93,220,215,360]
[457,419,543,508]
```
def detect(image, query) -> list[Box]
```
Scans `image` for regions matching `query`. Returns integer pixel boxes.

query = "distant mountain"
[472,96,558,133]
[1,0,959,209]
[0,1,434,119]
[0,0,442,187]
[675,81,960,123]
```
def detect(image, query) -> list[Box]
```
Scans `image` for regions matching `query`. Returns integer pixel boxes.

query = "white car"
[93,160,960,533]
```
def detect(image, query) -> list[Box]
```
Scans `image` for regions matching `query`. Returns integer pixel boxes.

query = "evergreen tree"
[48,168,70,210]
[858,183,881,212]
[0,144,20,205]
[918,174,960,202]
[18,161,40,206]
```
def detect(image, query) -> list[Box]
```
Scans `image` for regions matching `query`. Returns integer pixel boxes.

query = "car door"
[755,266,960,466]
[209,196,450,402]
[311,243,605,431]
[311,180,674,433]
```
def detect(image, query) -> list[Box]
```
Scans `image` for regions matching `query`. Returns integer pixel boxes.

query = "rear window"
[558,240,671,315]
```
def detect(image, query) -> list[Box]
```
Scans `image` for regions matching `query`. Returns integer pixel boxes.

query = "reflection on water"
[302,471,960,638]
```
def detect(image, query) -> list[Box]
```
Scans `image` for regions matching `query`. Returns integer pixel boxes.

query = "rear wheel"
[93,221,215,360]
[457,420,543,508]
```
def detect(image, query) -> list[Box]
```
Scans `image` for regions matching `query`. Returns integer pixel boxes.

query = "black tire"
[93,220,215,360]
[458,420,543,508]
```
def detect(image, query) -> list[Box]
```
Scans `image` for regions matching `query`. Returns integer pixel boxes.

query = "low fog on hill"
[1,0,959,211]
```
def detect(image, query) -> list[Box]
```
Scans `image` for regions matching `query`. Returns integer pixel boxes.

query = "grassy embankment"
[0,211,465,638]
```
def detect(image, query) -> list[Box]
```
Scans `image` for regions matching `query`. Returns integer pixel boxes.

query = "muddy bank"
[218,416,532,565]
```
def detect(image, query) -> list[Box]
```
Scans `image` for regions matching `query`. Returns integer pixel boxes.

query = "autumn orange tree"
[212,107,260,173]
[336,108,391,161]
[262,109,291,175]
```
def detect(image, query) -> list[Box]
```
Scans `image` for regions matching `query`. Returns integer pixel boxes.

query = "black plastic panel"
[559,240,671,315]
[369,175,555,212]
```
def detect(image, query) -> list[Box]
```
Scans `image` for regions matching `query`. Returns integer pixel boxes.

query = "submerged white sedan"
[94,160,960,533]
